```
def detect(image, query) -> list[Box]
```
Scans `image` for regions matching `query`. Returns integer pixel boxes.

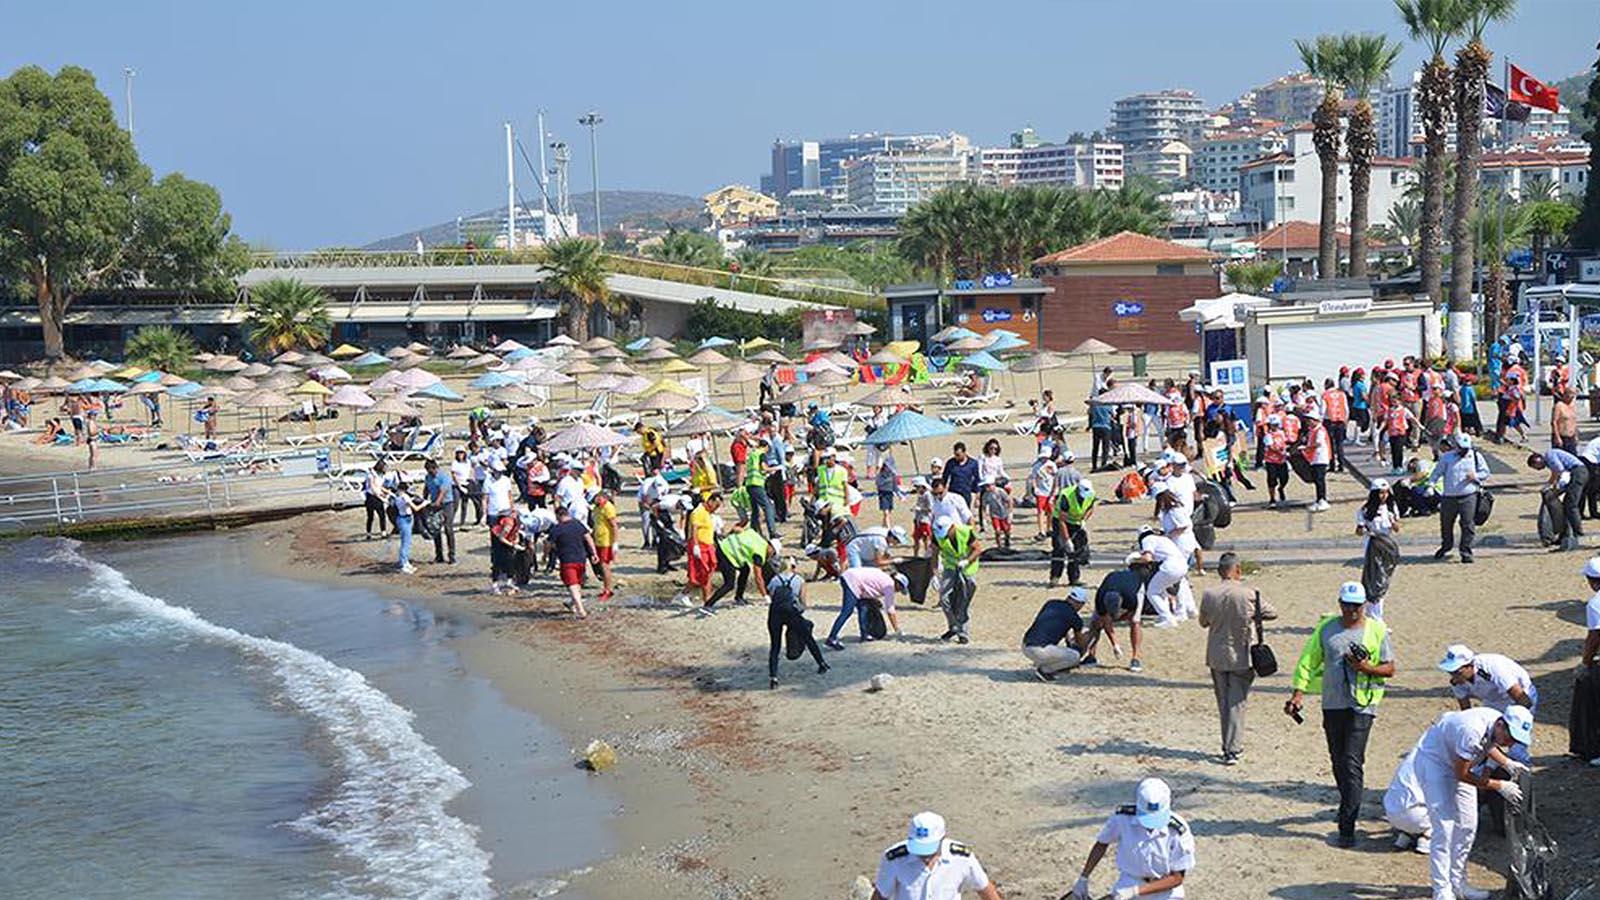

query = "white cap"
[912,476,929,490]
[1135,778,1172,829]
[1502,704,1534,746]
[1303,408,1322,421]
[1066,586,1089,605]
[906,811,946,855]
[1338,581,1367,605]
[1370,478,1390,491]
[1078,478,1094,495]
[1437,643,1475,673]
[887,526,909,544]
[1151,481,1170,495]
[1585,556,1600,579]
[932,515,955,538]
[769,538,784,554]
[1267,414,1282,425]
[820,447,836,458]
[1061,448,1076,462]
[892,572,910,593]
[1125,550,1147,566]
[1455,434,1473,450]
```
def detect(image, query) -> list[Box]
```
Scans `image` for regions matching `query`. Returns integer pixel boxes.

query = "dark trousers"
[766,471,789,522]
[768,605,824,678]
[458,485,482,526]
[433,502,456,562]
[1311,463,1328,503]
[1265,462,1288,498]
[364,495,387,535]
[1561,465,1589,539]
[1585,462,1600,519]
[707,547,749,608]
[1091,427,1113,470]
[1389,435,1405,471]
[1439,493,1480,559]
[1050,520,1089,584]
[1322,708,1374,838]
[1328,421,1347,472]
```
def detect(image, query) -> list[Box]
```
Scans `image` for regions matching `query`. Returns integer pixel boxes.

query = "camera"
[1346,643,1370,663]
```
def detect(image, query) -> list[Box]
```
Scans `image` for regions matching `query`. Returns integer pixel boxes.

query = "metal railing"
[0,450,359,533]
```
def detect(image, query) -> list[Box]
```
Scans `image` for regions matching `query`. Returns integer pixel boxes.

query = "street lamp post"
[123,67,136,142]
[578,112,603,239]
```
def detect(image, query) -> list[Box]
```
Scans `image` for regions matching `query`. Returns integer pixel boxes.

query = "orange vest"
[1322,390,1348,422]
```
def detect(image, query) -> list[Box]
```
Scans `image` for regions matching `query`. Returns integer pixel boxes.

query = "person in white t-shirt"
[1137,525,1194,627]
[1413,706,1532,900]
[928,477,973,526]
[1069,778,1196,900]
[873,812,1001,900]
[483,462,514,520]
[1355,479,1402,619]
[1585,557,1600,670]
[1155,483,1200,574]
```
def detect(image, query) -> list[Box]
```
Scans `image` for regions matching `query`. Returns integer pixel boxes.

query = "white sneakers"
[1309,500,1331,512]
[1414,835,1430,854]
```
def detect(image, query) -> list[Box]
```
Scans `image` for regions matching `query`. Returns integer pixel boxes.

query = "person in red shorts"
[682,491,723,608]
[548,504,597,618]
[590,490,619,601]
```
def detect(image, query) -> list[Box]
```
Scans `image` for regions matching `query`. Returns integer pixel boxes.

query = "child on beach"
[489,510,522,594]
[591,490,618,602]
[984,476,1014,550]
[1028,449,1057,540]
[910,477,933,558]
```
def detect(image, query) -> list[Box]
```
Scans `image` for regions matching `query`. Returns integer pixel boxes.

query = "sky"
[3,0,1594,249]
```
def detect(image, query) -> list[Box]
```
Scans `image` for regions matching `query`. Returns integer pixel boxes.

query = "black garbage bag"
[1361,532,1401,602]
[784,616,812,660]
[861,598,888,640]
[978,547,1052,563]
[1538,488,1566,547]
[1289,453,1315,484]
[1570,666,1600,762]
[893,555,933,605]
[1194,523,1217,550]
[1504,769,1557,900]
[1198,481,1233,529]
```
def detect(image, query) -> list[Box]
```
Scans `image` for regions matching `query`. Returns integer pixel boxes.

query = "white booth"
[1242,298,1432,388]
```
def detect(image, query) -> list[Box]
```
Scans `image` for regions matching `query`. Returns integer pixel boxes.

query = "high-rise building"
[1108,90,1207,146]
[762,133,946,201]
[1377,75,1422,159]
[1247,72,1325,125]
[843,135,972,212]
[1123,141,1193,184]
[1195,128,1285,193]
[974,138,1123,190]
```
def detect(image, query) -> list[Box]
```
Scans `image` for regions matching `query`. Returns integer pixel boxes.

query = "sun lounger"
[370,430,441,463]
[943,408,1013,428]
[947,390,1001,408]
[557,393,611,424]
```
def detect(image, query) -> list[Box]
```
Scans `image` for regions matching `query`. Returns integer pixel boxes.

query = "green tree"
[648,229,723,268]
[1448,0,1517,361]
[1226,260,1282,294]
[124,324,198,373]
[1574,41,1600,251]
[1471,193,1531,345]
[243,278,333,355]
[0,65,248,359]
[1524,199,1578,275]
[1382,198,1424,265]
[730,246,774,278]
[1396,0,1466,328]
[541,237,617,342]
[1331,33,1402,279]
[1297,34,1346,278]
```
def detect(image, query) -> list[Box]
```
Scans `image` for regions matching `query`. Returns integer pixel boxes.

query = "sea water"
[0,534,614,898]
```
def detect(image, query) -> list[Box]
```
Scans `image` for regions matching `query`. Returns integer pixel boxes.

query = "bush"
[683,298,803,344]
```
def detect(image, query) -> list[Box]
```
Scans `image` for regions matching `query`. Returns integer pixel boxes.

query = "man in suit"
[1198,552,1276,766]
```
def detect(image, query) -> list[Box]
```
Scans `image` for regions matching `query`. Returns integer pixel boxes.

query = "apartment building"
[843,135,973,212]
[974,139,1124,190]
[1238,126,1416,228]
[1195,128,1286,193]
[1108,90,1208,145]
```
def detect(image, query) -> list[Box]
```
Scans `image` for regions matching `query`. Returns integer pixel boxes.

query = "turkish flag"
[1508,63,1561,112]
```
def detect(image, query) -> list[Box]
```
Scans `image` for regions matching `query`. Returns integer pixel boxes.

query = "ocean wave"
[50,540,494,900]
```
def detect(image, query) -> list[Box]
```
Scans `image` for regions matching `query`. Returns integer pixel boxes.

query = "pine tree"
[1574,41,1600,251]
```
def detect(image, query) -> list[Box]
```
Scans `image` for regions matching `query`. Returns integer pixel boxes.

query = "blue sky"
[4,0,1592,248]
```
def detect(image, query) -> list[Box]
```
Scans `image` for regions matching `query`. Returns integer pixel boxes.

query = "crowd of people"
[341,341,1600,900]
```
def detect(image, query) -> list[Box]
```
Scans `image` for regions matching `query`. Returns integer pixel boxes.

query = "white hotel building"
[1238,125,1417,229]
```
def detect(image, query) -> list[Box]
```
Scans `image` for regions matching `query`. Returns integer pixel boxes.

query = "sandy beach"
[251,428,1599,900]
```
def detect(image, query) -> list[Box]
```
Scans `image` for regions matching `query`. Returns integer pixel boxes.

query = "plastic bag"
[1361,532,1400,602]
[1503,769,1557,900]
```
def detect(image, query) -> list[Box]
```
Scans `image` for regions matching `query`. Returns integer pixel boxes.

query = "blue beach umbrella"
[984,333,1030,354]
[410,382,464,402]
[504,347,537,361]
[624,336,652,352]
[931,326,979,343]
[349,351,390,367]
[133,370,164,383]
[698,336,735,349]
[67,378,100,393]
[959,350,1008,371]
[469,371,520,390]
[863,408,955,470]
[167,381,202,398]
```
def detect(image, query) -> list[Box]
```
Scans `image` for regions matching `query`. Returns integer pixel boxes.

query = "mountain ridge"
[363,190,702,251]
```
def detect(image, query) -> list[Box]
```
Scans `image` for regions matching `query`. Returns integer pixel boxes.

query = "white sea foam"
[54,543,494,900]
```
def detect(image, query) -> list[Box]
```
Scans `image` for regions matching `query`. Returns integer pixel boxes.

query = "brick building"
[1034,231,1221,352]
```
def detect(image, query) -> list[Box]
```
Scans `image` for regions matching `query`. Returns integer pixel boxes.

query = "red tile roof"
[1254,221,1349,251]
[1481,151,1589,168]
[1035,230,1218,266]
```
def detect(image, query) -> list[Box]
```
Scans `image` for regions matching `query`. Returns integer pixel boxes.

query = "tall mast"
[504,122,517,250]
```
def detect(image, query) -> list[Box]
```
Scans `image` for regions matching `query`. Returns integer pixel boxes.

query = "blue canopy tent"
[863,409,956,470]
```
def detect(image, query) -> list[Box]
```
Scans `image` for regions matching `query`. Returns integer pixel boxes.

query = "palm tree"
[1331,33,1403,279]
[1396,0,1466,338]
[1523,199,1578,278]
[1385,198,1424,264]
[124,325,198,373]
[541,237,615,342]
[1297,35,1346,277]
[730,246,774,278]
[1449,0,1517,360]
[649,229,723,268]
[243,278,332,355]
[1225,260,1282,295]
[1471,192,1531,345]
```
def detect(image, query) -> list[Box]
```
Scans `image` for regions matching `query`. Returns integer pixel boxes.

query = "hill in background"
[363,190,702,251]
[1555,68,1594,137]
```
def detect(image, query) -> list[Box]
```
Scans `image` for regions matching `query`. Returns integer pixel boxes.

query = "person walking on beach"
[873,812,1002,900]
[1022,588,1088,681]
[590,490,618,602]
[548,505,597,618]
[488,505,522,594]
[364,460,392,539]
[1198,552,1276,766]
[423,458,456,565]
[1050,477,1096,588]
[679,490,722,608]
[1434,435,1489,564]
[1411,705,1532,900]
[452,447,481,527]
[1529,446,1588,552]
[1285,581,1395,847]
[390,484,427,574]
[1356,479,1402,617]
[1068,778,1195,900]
[766,556,828,689]
[933,515,981,644]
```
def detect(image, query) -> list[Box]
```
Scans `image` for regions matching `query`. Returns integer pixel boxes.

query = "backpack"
[769,573,801,611]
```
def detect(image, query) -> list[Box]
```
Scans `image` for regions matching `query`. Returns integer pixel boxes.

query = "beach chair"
[947,389,1001,408]
[557,392,611,424]
[943,408,1013,429]
[829,418,861,452]
[371,430,441,464]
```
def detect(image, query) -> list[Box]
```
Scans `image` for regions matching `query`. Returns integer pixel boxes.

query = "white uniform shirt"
[1417,706,1501,770]
[484,474,514,517]
[873,839,990,900]
[1164,471,1197,517]
[1451,653,1533,712]
[1383,745,1426,816]
[929,492,973,526]
[1094,809,1196,895]
[1587,589,1600,631]
[555,473,589,521]
[519,506,558,538]
[1160,506,1197,558]
[1140,533,1188,573]
[1580,437,1600,465]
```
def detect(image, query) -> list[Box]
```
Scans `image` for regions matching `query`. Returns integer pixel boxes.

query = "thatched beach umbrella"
[749,348,790,365]
[240,362,273,378]
[329,343,364,359]
[540,421,633,454]
[273,350,305,365]
[637,346,680,364]
[546,334,578,348]
[446,345,479,360]
[580,336,616,351]
[714,359,764,406]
